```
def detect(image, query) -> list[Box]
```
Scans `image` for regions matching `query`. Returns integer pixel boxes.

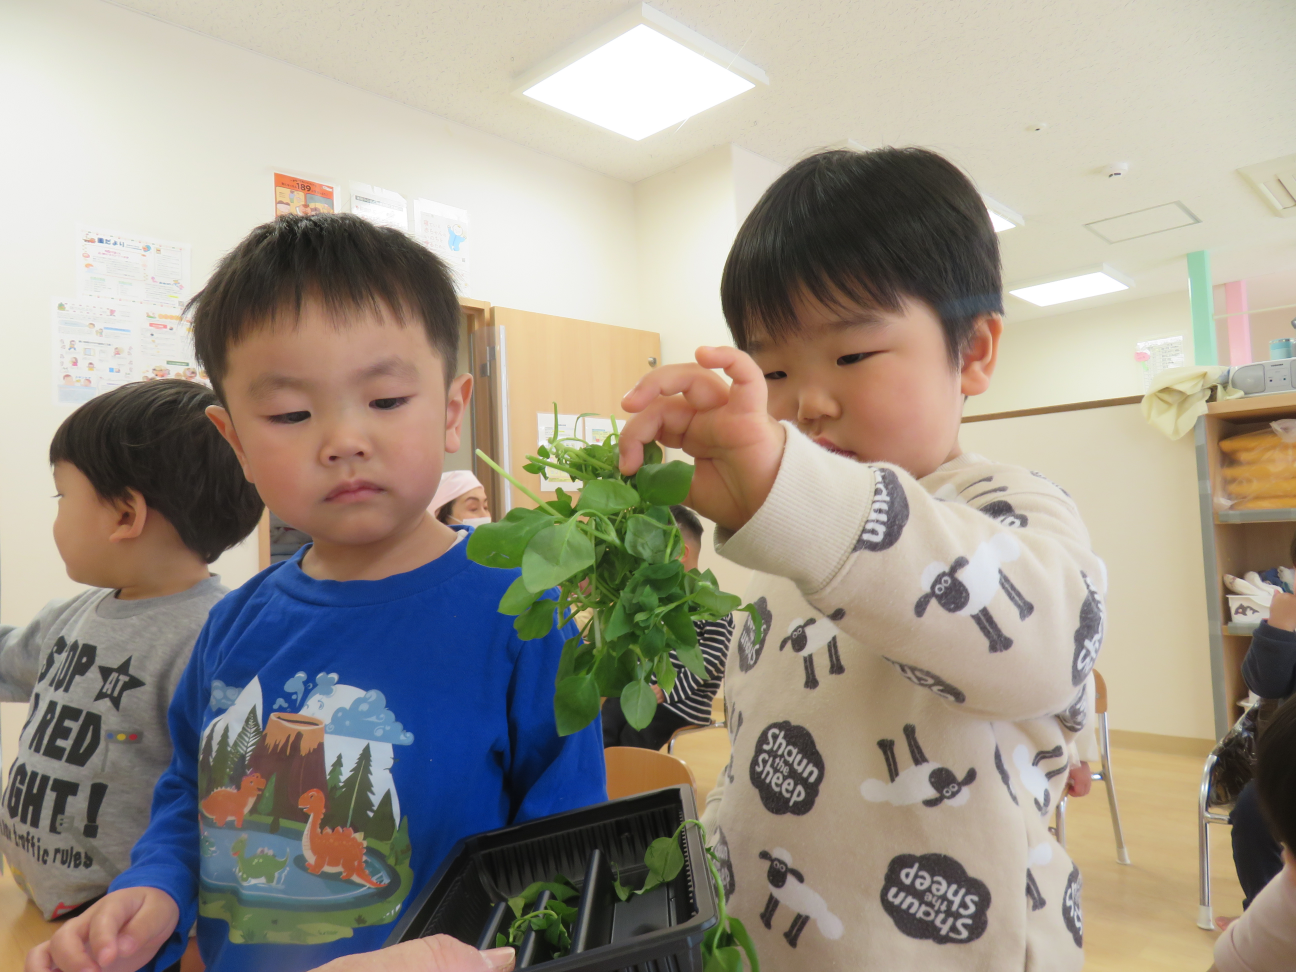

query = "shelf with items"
[1197,393,1296,738]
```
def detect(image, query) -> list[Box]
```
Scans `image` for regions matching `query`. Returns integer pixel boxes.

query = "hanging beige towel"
[1141,365,1241,439]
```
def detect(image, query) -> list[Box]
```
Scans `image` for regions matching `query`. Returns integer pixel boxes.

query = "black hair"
[721,147,1003,364]
[670,505,704,547]
[49,380,264,564]
[1257,694,1296,851]
[1289,531,1296,567]
[189,213,460,399]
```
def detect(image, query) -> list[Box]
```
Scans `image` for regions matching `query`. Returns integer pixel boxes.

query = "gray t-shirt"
[0,577,226,918]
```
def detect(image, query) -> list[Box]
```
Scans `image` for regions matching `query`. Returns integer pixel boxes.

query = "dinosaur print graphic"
[201,773,266,828]
[230,834,288,886]
[299,789,387,888]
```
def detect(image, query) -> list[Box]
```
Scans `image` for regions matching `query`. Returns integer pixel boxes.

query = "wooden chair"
[1053,671,1131,865]
[604,747,696,800]
[666,693,726,755]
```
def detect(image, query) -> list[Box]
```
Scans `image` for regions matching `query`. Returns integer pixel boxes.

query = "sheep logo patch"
[884,658,966,704]
[736,597,774,672]
[757,848,842,948]
[1057,684,1088,734]
[854,468,909,552]
[881,853,991,944]
[1072,572,1104,686]
[750,722,824,815]
[914,533,1034,653]
[779,608,846,689]
[1013,744,1069,815]
[1062,863,1083,947]
[860,723,976,808]
[712,826,736,899]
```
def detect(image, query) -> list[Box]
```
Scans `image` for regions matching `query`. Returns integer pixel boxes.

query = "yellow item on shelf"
[1233,496,1296,511]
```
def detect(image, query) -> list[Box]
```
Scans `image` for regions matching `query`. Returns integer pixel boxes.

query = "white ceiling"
[114,0,1296,320]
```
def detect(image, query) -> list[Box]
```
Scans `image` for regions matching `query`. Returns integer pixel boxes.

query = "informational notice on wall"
[52,297,205,406]
[536,412,583,491]
[1135,335,1185,391]
[352,182,408,231]
[275,172,335,217]
[414,198,470,293]
[76,227,192,306]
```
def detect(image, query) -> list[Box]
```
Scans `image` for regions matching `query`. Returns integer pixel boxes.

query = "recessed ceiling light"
[983,196,1023,233]
[1009,265,1133,307]
[514,4,767,141]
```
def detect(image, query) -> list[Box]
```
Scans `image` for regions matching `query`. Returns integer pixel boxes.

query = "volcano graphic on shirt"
[196,673,414,945]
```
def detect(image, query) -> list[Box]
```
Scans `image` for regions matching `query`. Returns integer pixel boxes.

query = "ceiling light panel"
[983,196,1023,233]
[515,4,766,141]
[1085,201,1200,243]
[1009,265,1133,307]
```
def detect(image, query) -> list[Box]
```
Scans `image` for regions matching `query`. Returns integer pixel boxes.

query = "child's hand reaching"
[26,887,179,972]
[619,346,785,532]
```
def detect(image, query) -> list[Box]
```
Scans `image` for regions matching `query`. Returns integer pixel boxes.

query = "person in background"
[1227,544,1296,917]
[601,505,735,751]
[0,380,263,926]
[1211,693,1296,972]
[431,469,491,526]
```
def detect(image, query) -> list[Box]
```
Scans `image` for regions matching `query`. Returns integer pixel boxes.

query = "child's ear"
[960,314,1003,397]
[443,373,474,453]
[108,488,148,543]
[206,405,255,483]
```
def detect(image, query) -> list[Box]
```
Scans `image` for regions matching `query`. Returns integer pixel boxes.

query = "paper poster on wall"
[536,412,582,491]
[352,183,408,231]
[582,416,617,446]
[413,198,469,293]
[1135,336,1185,391]
[76,228,192,306]
[52,297,206,405]
[274,173,335,217]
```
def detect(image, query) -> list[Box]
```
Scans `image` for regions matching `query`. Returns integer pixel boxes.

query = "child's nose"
[797,386,841,424]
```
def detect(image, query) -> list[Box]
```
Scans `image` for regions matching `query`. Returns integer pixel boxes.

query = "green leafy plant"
[468,411,761,735]
[495,875,579,954]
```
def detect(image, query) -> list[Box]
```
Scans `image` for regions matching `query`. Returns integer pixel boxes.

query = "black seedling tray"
[385,786,716,971]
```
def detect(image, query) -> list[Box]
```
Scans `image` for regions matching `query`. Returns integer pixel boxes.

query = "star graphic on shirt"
[95,657,146,711]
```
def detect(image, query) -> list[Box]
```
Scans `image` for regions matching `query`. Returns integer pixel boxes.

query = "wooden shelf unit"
[1197,391,1296,736]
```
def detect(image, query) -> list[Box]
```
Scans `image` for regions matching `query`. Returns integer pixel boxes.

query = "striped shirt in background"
[657,614,735,726]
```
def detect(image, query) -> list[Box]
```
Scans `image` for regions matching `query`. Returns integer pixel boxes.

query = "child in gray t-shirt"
[0,379,262,920]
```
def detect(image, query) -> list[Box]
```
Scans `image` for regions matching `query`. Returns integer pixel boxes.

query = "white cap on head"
[430,469,483,515]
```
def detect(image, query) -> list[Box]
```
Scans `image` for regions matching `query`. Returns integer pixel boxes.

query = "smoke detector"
[1101,162,1130,179]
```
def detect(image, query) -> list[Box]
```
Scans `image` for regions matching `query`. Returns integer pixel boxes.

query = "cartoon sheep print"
[757,848,843,948]
[860,724,977,808]
[914,533,1035,653]
[1013,744,1070,815]
[779,608,847,689]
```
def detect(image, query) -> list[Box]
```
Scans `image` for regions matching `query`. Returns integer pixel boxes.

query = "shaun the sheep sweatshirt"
[702,425,1103,972]
[110,531,607,972]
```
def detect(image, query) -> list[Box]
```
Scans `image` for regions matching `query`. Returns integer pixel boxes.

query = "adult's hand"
[310,937,514,972]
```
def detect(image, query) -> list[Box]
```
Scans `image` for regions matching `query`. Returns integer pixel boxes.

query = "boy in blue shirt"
[35,214,606,972]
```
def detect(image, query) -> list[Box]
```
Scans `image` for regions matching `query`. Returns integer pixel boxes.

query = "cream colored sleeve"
[717,424,1105,723]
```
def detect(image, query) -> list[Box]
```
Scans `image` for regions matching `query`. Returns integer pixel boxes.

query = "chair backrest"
[604,747,696,800]
[1093,670,1108,715]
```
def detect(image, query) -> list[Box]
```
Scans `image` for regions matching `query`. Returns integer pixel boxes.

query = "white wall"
[0,0,640,627]
[969,291,1195,416]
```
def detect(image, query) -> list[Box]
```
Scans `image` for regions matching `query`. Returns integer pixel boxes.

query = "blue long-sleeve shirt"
[110,534,606,971]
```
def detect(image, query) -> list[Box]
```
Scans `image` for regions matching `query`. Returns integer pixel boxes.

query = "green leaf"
[576,479,641,514]
[674,640,707,680]
[467,507,555,570]
[554,674,600,736]
[594,651,636,697]
[728,918,760,972]
[496,933,508,948]
[515,596,557,640]
[508,895,527,919]
[664,607,698,647]
[643,835,685,885]
[639,624,666,659]
[499,575,543,616]
[653,651,677,697]
[522,518,596,591]
[704,946,743,972]
[621,678,658,730]
[643,442,664,466]
[690,584,742,617]
[610,861,632,902]
[739,601,765,649]
[603,600,634,642]
[636,460,694,506]
[625,514,672,563]
[556,636,591,684]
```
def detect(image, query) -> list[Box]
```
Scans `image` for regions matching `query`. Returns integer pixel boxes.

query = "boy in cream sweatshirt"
[617,147,1103,971]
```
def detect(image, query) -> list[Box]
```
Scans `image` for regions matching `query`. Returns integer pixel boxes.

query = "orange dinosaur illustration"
[200,772,266,828]
[297,788,385,888]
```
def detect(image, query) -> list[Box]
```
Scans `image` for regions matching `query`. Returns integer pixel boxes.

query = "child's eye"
[763,371,788,381]
[268,410,311,425]
[838,352,875,366]
[371,397,410,410]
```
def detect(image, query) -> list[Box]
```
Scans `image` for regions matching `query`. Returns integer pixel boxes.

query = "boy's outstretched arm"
[620,348,1104,722]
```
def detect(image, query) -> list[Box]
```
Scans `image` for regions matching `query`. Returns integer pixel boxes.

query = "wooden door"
[486,307,661,512]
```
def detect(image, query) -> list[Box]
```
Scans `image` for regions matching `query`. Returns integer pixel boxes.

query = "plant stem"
[475,449,562,516]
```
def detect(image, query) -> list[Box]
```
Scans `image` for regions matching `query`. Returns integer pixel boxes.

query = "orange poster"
[274,173,335,218]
